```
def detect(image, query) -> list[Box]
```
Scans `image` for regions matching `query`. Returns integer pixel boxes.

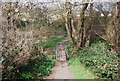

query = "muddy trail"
[46,40,74,79]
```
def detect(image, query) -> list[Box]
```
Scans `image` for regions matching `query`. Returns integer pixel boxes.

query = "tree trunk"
[85,3,93,47]
[77,3,88,48]
[65,14,76,46]
[106,1,120,53]
[65,2,77,46]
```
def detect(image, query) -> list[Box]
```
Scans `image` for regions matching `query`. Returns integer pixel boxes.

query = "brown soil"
[46,61,74,79]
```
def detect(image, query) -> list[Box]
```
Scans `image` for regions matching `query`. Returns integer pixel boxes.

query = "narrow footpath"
[46,40,74,79]
[47,61,73,79]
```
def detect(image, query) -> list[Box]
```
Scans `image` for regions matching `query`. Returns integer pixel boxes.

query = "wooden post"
[65,45,68,60]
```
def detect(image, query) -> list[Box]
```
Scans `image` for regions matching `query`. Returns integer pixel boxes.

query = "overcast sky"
[0,0,120,3]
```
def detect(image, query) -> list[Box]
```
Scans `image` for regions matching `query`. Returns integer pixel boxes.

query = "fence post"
[65,45,68,60]
[56,45,58,60]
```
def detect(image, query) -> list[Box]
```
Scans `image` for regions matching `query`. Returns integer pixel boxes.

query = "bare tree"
[65,2,77,46]
[106,1,120,53]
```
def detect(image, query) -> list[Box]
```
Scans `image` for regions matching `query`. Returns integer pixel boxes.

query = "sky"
[0,0,118,12]
[0,0,120,3]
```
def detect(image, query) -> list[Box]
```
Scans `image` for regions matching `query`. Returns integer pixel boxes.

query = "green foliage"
[2,30,33,79]
[20,72,34,79]
[47,50,56,55]
[64,40,72,55]
[76,38,119,79]
[43,37,67,47]
[34,36,67,48]
[18,54,55,79]
[69,58,97,79]
[16,41,55,79]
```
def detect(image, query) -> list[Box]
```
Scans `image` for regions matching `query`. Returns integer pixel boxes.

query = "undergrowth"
[34,36,67,48]
[17,44,55,79]
[76,38,119,79]
[18,55,55,79]
[69,58,97,79]
[66,38,119,79]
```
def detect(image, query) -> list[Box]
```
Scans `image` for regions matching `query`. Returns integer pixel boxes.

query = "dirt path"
[46,61,74,79]
[46,39,74,79]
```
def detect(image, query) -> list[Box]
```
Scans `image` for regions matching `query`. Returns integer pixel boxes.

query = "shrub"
[77,39,119,79]
[18,45,55,79]
[18,55,55,79]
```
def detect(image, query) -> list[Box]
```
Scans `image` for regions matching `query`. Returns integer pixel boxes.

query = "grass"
[75,38,119,79]
[67,38,118,79]
[46,50,56,55]
[69,58,97,79]
[34,36,68,48]
[42,36,67,47]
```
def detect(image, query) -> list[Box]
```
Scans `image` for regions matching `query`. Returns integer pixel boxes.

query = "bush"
[2,29,33,79]
[17,44,55,79]
[18,54,55,79]
[20,72,34,79]
[77,39,119,79]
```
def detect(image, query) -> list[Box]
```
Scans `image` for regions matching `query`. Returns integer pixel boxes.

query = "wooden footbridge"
[56,42,68,61]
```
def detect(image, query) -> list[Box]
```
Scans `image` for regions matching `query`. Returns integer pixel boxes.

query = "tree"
[65,2,77,47]
[84,3,93,47]
[106,1,120,53]
[2,2,34,79]
[77,3,88,48]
